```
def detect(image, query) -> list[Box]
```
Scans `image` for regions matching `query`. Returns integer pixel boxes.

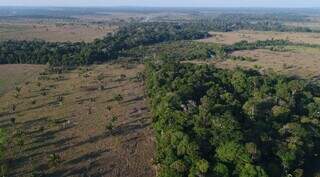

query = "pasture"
[199,30,320,45]
[0,61,155,176]
[0,23,116,42]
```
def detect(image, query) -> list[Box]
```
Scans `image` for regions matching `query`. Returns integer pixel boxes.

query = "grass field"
[0,23,116,42]
[231,49,320,79]
[0,62,155,177]
[198,30,320,45]
[185,44,320,82]
[214,47,320,81]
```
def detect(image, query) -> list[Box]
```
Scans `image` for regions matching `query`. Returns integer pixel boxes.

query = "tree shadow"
[1,101,58,116]
[23,94,39,99]
[47,149,109,177]
[122,96,144,104]
[51,92,71,98]
[24,137,76,153]
[112,117,151,137]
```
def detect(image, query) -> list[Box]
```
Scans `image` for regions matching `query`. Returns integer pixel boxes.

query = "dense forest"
[190,14,316,33]
[0,22,209,66]
[146,59,320,177]
[124,39,294,62]
[123,41,225,61]
[224,39,290,52]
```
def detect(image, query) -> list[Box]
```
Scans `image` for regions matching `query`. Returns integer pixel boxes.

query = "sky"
[0,0,320,8]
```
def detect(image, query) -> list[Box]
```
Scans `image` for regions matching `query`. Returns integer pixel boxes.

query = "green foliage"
[213,163,229,177]
[106,115,118,133]
[124,41,225,61]
[225,39,290,52]
[194,13,315,33]
[0,22,208,66]
[196,159,209,173]
[230,56,257,62]
[0,129,6,157]
[113,94,123,102]
[216,141,241,162]
[238,164,268,177]
[48,153,62,168]
[170,160,187,173]
[0,129,7,176]
[146,59,320,177]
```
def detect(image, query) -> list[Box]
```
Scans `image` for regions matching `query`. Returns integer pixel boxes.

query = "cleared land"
[194,47,319,82]
[0,23,116,42]
[0,64,45,95]
[229,47,320,80]
[199,30,320,45]
[0,62,155,177]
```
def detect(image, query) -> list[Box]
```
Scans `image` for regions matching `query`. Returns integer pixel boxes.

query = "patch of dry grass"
[198,30,320,45]
[0,23,116,42]
[0,62,155,177]
[200,48,320,81]
[0,64,45,95]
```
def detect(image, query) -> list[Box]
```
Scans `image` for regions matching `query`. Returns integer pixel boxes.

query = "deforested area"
[1,4,320,177]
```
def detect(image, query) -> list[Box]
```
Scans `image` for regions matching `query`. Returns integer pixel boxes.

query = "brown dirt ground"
[0,23,116,42]
[0,64,45,95]
[0,62,155,177]
[198,30,320,45]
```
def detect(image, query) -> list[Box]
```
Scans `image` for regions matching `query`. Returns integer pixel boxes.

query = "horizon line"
[0,5,320,9]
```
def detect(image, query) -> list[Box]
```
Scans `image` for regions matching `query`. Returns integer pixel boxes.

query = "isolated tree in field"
[10,104,16,113]
[120,74,126,80]
[31,100,37,105]
[106,105,112,111]
[106,115,118,133]
[13,86,22,98]
[113,94,123,102]
[48,153,62,168]
[96,73,105,90]
[57,96,64,105]
[15,86,21,94]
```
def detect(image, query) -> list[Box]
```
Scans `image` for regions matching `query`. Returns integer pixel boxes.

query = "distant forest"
[0,22,208,66]
[0,10,319,66]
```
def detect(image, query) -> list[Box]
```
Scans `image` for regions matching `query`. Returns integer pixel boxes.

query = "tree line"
[124,39,293,62]
[123,41,226,61]
[224,39,290,52]
[0,22,209,66]
[146,59,320,177]
[191,13,316,33]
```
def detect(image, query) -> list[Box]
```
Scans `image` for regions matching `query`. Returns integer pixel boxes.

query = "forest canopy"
[146,59,320,177]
